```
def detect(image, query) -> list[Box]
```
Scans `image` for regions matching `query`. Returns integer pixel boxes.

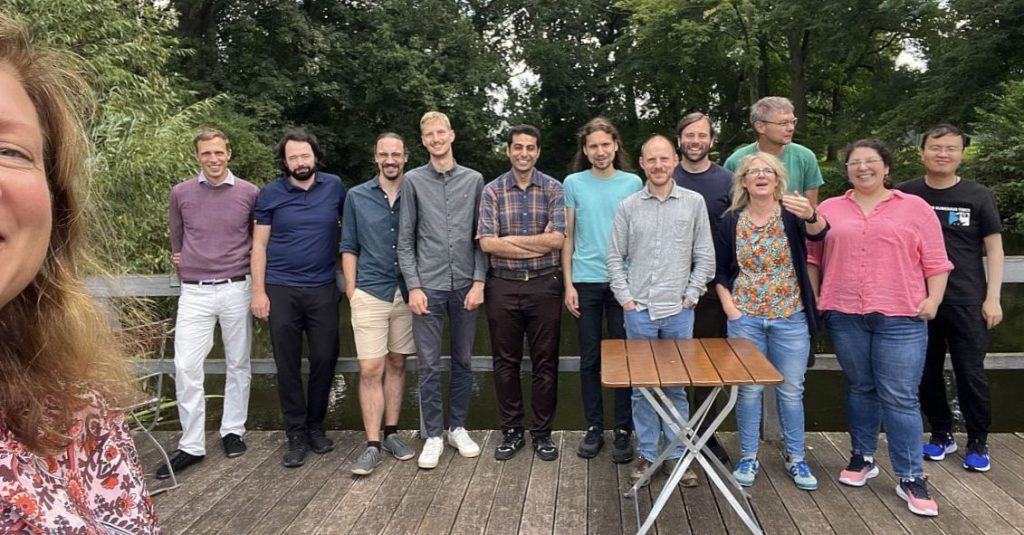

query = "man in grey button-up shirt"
[606,134,714,487]
[397,111,486,469]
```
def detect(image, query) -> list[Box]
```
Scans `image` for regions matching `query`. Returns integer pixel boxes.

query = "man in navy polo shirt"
[252,129,347,468]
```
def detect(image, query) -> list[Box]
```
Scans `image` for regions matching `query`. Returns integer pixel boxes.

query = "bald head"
[640,135,675,159]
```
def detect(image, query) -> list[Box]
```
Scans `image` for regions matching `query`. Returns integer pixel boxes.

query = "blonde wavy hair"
[0,13,135,455]
[726,152,789,213]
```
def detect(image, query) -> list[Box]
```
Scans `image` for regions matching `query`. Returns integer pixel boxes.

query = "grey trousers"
[412,285,478,437]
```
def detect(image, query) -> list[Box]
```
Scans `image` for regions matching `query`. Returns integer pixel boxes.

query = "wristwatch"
[804,210,818,224]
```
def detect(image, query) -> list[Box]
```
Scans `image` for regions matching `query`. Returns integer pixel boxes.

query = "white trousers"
[174,278,252,455]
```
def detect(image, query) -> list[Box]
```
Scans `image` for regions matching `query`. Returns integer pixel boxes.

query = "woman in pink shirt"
[808,139,952,518]
[0,15,159,533]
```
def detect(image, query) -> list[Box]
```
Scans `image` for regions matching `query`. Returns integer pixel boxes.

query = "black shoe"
[705,434,731,466]
[222,433,247,458]
[156,451,204,479]
[495,428,526,461]
[534,435,559,462]
[309,428,334,454]
[282,435,308,468]
[612,428,634,464]
[577,426,604,459]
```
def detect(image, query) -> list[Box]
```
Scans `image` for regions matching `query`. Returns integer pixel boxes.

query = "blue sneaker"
[963,444,991,472]
[786,457,818,490]
[732,457,759,487]
[923,432,956,461]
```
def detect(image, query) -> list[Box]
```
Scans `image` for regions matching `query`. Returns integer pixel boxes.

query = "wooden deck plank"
[803,433,900,534]
[872,432,999,532]
[584,433,624,535]
[724,338,783,384]
[284,437,379,533]
[650,339,690,387]
[755,441,836,534]
[615,461,645,534]
[554,431,588,535]
[189,432,353,535]
[601,339,630,388]
[368,435,460,534]
[416,431,496,535]
[700,338,753,386]
[449,431,502,535]
[648,468,692,535]
[156,431,283,534]
[717,433,798,534]
[676,463,728,534]
[624,339,660,387]
[983,434,1024,507]
[918,440,1024,533]
[849,432,978,535]
[485,429,534,535]
[251,437,362,535]
[676,340,721,387]
[925,442,1024,528]
[139,431,1024,534]
[350,438,421,535]
[519,432,562,534]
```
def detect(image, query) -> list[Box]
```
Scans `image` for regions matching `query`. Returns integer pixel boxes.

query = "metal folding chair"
[119,319,179,496]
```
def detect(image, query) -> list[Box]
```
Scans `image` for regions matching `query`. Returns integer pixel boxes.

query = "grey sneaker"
[351,446,383,476]
[382,433,416,461]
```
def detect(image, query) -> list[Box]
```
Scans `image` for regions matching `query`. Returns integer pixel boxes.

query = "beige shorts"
[350,288,416,359]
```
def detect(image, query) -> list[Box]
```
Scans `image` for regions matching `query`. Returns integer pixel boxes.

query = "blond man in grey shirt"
[607,134,715,487]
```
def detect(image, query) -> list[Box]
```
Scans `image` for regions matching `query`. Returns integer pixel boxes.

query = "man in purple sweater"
[159,128,259,478]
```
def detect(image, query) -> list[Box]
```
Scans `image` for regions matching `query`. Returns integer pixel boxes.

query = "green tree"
[6,0,223,273]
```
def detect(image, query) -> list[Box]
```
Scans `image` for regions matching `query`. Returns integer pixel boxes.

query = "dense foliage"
[6,0,1024,272]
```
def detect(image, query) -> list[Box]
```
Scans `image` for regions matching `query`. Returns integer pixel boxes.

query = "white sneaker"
[418,436,444,469]
[447,427,481,458]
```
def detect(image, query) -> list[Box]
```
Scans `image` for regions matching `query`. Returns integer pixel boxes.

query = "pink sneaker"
[838,454,879,487]
[896,477,938,517]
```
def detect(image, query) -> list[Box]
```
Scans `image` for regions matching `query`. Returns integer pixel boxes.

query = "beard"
[289,163,317,181]
[682,144,709,163]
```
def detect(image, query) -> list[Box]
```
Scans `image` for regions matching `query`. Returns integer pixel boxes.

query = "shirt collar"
[639,182,683,199]
[502,169,544,190]
[283,171,324,191]
[198,170,236,186]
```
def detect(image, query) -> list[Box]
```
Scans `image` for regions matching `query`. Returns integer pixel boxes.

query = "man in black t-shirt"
[673,112,734,464]
[897,124,1004,473]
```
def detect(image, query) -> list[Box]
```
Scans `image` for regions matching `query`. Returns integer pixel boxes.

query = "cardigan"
[714,203,828,336]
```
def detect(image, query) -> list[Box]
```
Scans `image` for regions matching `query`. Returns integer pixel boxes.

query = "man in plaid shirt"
[477,124,566,462]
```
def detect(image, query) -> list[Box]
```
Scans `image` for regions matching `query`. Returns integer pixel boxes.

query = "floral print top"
[733,207,803,318]
[0,391,160,534]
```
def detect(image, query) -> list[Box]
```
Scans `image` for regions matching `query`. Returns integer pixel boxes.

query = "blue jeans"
[727,313,810,459]
[623,307,693,462]
[825,311,927,479]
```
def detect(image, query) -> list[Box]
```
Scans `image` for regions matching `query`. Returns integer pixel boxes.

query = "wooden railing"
[92,257,1024,439]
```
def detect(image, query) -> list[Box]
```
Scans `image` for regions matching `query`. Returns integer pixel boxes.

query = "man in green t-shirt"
[724,96,824,206]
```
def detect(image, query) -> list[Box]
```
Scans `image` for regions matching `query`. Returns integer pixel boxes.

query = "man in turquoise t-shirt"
[723,96,824,205]
[562,117,643,463]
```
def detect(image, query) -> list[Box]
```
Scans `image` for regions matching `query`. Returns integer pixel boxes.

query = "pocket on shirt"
[673,219,692,242]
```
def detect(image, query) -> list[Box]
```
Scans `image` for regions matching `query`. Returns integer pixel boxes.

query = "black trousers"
[919,303,992,443]
[486,273,562,436]
[266,283,340,438]
[575,282,632,431]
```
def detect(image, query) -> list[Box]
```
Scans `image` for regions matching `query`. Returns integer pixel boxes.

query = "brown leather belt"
[487,266,560,281]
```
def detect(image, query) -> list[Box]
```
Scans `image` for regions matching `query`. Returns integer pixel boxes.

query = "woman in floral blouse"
[0,14,159,533]
[714,152,828,492]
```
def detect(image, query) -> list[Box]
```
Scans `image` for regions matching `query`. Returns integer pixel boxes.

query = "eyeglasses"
[744,168,777,177]
[845,158,883,167]
[759,118,798,128]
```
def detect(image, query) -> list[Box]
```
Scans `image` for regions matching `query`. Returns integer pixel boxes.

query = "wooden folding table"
[601,338,783,535]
